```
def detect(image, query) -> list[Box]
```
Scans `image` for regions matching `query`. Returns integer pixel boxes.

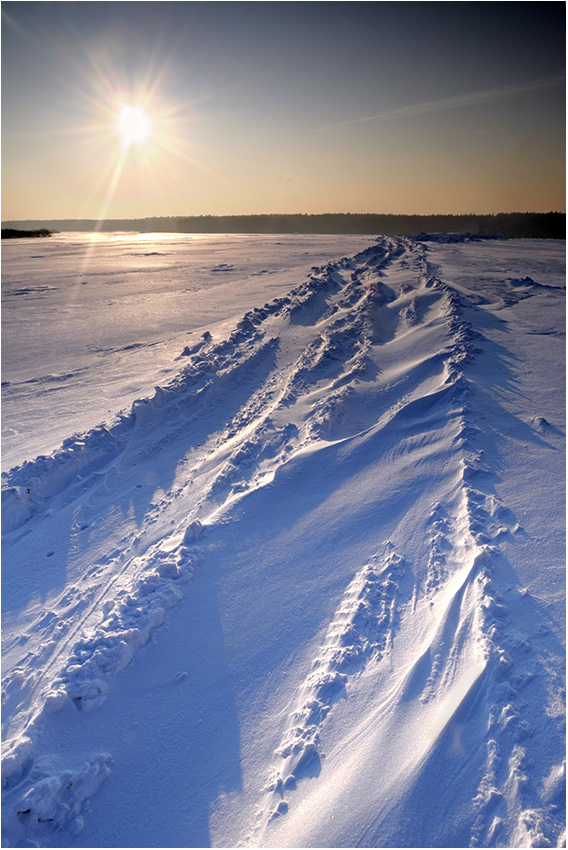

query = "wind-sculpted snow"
[1,235,564,847]
[260,547,407,827]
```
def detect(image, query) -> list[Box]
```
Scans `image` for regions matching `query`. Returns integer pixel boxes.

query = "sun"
[116,104,152,147]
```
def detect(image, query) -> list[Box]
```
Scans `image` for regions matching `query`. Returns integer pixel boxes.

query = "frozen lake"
[2,232,371,470]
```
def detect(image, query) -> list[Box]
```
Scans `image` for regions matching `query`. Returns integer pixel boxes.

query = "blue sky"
[2,2,565,219]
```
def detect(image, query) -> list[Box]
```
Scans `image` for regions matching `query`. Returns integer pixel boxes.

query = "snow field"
[2,232,372,471]
[1,233,565,847]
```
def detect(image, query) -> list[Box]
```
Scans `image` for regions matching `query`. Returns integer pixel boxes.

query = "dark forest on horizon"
[1,228,52,239]
[1,212,565,239]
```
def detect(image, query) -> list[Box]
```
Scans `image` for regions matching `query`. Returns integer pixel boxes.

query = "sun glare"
[116,104,152,146]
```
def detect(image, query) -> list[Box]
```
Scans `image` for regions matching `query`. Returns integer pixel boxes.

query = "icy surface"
[1,234,565,848]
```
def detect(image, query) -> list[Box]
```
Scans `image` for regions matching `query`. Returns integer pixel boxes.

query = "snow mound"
[3,752,111,848]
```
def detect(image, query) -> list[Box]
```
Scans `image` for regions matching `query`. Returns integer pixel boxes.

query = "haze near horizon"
[1,1,565,221]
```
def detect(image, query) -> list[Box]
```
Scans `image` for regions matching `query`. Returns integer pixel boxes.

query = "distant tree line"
[1,228,52,238]
[1,213,564,239]
[175,213,565,238]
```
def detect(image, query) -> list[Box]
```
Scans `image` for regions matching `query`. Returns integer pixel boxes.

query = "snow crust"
[1,233,565,848]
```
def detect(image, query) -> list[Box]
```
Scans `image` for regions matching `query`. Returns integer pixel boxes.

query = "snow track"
[2,235,565,847]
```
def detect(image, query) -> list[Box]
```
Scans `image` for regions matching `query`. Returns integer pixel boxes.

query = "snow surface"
[2,232,371,472]
[1,233,565,848]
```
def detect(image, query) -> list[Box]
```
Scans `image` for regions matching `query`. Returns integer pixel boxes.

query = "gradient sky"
[2,1,565,220]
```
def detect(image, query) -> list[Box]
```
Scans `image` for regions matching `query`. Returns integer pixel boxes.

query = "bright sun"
[116,104,152,146]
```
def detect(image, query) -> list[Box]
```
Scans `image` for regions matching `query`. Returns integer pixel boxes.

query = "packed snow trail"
[1,235,564,848]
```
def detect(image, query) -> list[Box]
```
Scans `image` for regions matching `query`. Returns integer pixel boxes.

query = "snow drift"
[1,233,565,848]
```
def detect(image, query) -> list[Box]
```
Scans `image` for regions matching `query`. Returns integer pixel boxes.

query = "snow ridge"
[255,240,488,832]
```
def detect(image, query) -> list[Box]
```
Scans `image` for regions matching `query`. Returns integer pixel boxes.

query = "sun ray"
[77,144,130,281]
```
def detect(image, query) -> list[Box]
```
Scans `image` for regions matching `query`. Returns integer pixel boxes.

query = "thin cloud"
[316,75,565,132]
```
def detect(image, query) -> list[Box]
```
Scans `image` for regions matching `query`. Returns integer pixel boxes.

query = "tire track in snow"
[252,238,482,833]
[1,318,295,843]
[2,241,399,846]
[185,239,403,508]
[2,326,294,748]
